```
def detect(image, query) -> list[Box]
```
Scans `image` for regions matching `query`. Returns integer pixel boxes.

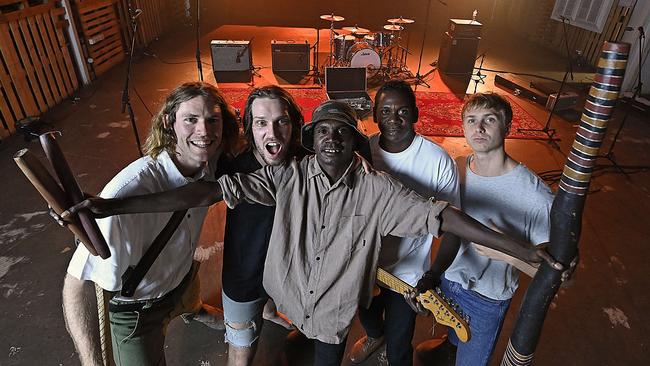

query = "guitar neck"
[376,267,414,295]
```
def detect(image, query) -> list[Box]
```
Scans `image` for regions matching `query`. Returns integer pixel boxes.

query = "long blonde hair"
[143,82,239,159]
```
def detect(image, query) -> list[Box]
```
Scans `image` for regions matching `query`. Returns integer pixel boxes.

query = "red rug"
[218,88,546,139]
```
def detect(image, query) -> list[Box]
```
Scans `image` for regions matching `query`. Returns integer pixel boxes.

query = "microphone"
[132,8,143,19]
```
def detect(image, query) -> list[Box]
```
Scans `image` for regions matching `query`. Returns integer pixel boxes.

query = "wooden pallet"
[0,0,79,136]
[76,0,125,77]
[114,0,169,52]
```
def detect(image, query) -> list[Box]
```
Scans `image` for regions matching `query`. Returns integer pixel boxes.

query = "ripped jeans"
[222,290,267,348]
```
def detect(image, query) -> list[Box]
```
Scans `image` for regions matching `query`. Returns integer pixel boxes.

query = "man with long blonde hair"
[62,82,238,365]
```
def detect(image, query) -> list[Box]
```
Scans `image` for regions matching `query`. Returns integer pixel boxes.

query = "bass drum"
[347,43,381,77]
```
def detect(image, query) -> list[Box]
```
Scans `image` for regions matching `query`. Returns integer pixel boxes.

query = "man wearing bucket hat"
[67,99,563,366]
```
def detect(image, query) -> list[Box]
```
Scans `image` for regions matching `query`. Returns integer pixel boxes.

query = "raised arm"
[65,180,222,218]
[439,206,561,269]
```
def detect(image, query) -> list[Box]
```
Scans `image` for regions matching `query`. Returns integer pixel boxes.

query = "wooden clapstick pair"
[13,132,110,258]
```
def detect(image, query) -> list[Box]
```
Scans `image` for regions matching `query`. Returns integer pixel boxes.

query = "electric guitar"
[376,267,471,342]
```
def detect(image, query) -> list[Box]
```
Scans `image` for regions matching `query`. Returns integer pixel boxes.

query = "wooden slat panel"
[40,12,73,96]
[27,14,62,103]
[8,20,47,113]
[0,22,38,117]
[33,13,66,100]
[17,17,55,107]
[49,9,79,91]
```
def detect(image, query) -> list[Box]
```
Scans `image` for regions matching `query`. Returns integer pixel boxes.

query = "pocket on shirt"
[339,215,368,253]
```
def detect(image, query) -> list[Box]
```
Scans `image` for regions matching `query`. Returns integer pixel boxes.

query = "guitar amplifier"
[325,67,372,117]
[210,40,252,83]
[447,19,482,38]
[438,31,480,75]
[272,40,309,72]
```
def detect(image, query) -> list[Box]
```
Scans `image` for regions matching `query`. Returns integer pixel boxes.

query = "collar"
[307,155,358,189]
[160,150,215,184]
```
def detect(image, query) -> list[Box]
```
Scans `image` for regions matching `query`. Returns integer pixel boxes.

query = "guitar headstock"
[417,287,471,342]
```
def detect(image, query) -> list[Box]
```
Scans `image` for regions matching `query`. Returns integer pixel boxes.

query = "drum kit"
[319,13,415,80]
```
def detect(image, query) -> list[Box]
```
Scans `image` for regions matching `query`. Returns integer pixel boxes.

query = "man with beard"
[219,85,305,366]
[66,100,562,366]
[62,82,239,365]
[350,80,460,365]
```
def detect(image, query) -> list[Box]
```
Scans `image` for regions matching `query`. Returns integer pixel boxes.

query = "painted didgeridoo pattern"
[502,41,630,366]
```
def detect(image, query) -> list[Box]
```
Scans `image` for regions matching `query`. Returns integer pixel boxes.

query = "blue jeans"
[441,277,511,366]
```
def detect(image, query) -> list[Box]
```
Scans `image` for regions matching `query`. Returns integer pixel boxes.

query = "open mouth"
[265,141,282,156]
[190,140,214,149]
[323,147,343,154]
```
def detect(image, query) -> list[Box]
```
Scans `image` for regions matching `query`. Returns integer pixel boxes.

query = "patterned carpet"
[219,88,547,139]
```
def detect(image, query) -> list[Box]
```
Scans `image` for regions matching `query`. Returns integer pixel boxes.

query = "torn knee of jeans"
[226,320,256,332]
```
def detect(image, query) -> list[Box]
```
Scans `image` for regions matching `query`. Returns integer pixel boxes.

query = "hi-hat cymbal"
[342,26,370,34]
[384,24,404,31]
[388,17,415,24]
[320,14,345,22]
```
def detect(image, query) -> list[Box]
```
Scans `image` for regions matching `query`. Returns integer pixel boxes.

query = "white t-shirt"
[370,133,460,286]
[444,156,553,300]
[67,151,217,301]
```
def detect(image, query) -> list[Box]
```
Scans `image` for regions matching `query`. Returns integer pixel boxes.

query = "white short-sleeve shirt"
[67,151,217,301]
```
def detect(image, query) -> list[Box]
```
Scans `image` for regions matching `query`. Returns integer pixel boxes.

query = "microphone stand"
[413,0,433,90]
[121,4,143,157]
[472,52,487,94]
[518,16,574,148]
[598,26,645,175]
[194,0,203,81]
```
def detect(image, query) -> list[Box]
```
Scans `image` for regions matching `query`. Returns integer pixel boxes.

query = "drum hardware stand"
[517,16,574,148]
[597,26,645,176]
[413,0,433,90]
[307,27,323,86]
[121,2,143,157]
[471,52,487,94]
[194,0,203,81]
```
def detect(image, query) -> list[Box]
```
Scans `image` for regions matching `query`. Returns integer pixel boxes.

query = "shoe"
[415,335,457,365]
[349,335,385,364]
[181,303,225,330]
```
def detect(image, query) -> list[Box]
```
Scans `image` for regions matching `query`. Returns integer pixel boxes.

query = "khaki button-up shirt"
[218,155,448,344]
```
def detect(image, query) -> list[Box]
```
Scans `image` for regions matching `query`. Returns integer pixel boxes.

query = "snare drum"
[334,35,355,60]
[347,43,381,76]
[365,32,393,48]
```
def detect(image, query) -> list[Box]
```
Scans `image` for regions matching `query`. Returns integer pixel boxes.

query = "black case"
[325,67,372,117]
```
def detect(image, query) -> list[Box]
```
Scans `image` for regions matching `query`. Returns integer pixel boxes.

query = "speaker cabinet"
[271,40,309,83]
[210,40,252,83]
[437,32,480,75]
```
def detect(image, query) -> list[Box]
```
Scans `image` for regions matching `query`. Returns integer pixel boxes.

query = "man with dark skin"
[351,80,461,365]
[66,100,562,366]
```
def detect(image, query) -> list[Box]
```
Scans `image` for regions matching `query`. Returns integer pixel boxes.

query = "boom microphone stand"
[413,0,433,90]
[121,5,143,157]
[598,26,646,175]
[518,16,574,147]
[194,0,203,81]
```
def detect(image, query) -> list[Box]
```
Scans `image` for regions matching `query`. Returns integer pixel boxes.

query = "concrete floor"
[1,22,649,366]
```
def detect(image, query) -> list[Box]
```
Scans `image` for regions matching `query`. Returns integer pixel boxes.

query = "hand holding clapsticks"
[14,132,110,258]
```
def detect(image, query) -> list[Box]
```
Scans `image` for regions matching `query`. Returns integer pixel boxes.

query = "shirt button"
[316,256,320,261]
[309,290,314,294]
[187,214,191,218]
[306,315,310,319]
[321,225,325,229]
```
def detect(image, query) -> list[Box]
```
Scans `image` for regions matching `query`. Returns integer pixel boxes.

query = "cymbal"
[320,14,345,22]
[388,17,415,24]
[342,26,370,34]
[384,24,404,31]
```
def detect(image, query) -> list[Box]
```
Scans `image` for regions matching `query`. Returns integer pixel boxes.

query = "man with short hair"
[62,82,239,365]
[70,100,560,366]
[414,92,554,366]
[350,80,460,366]
[220,85,305,366]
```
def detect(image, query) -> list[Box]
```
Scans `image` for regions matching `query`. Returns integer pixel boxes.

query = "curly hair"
[143,82,240,159]
[241,85,304,154]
